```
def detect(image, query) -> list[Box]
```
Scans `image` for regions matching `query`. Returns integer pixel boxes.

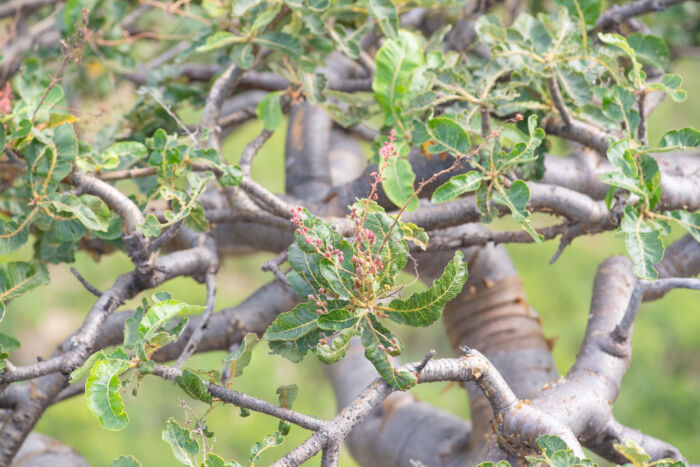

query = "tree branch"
[586,418,688,464]
[201,63,245,152]
[611,277,700,343]
[150,364,323,431]
[548,76,572,127]
[0,244,218,463]
[592,0,686,33]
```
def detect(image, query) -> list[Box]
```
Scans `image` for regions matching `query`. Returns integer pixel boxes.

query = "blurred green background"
[1,60,699,467]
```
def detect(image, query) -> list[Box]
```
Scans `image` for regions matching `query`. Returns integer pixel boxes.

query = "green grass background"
[1,60,699,466]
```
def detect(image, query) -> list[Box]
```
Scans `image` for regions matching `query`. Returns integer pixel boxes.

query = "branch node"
[415,350,436,374]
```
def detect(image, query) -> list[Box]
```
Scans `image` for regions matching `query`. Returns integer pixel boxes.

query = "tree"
[0,0,699,465]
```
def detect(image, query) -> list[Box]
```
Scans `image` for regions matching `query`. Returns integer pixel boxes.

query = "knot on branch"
[123,231,155,275]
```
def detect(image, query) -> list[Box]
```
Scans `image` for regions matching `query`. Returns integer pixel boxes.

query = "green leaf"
[401,222,429,250]
[372,30,424,128]
[222,333,258,379]
[249,432,284,465]
[663,210,700,242]
[139,300,204,341]
[657,128,700,150]
[360,315,416,390]
[627,33,669,70]
[639,154,661,209]
[431,171,485,204]
[329,25,361,59]
[252,32,301,58]
[111,455,142,467]
[139,214,162,237]
[317,308,360,330]
[614,439,650,466]
[30,123,78,186]
[602,86,640,139]
[648,74,686,102]
[557,68,592,106]
[70,350,107,384]
[422,116,471,157]
[196,32,245,53]
[264,302,322,341]
[319,254,355,299]
[525,434,600,467]
[124,306,146,349]
[300,72,326,105]
[50,193,110,231]
[286,209,353,297]
[99,141,148,172]
[599,33,643,83]
[0,215,30,255]
[381,156,418,211]
[86,358,131,430]
[219,165,243,187]
[537,434,569,457]
[316,327,356,364]
[162,417,199,466]
[366,0,398,40]
[286,244,327,298]
[492,181,542,242]
[202,454,241,467]
[231,42,255,69]
[256,91,284,131]
[0,333,20,369]
[554,0,601,26]
[385,251,467,327]
[359,208,409,288]
[276,384,299,409]
[620,206,663,280]
[176,369,212,403]
[0,261,49,320]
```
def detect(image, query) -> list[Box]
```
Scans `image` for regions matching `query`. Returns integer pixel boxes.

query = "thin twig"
[612,277,700,342]
[54,383,85,403]
[480,105,490,137]
[140,87,199,147]
[149,218,186,252]
[240,128,273,177]
[151,364,323,431]
[70,267,103,297]
[262,249,290,285]
[415,349,436,373]
[637,90,648,145]
[592,0,685,33]
[548,76,572,127]
[174,273,218,369]
[239,177,295,219]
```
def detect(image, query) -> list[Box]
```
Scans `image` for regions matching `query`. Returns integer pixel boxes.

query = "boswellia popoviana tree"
[0,0,699,465]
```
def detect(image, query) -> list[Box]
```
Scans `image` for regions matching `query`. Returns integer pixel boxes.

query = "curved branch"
[0,245,217,463]
[68,172,144,233]
[201,63,245,151]
[274,349,583,467]
[612,277,700,343]
[593,0,686,33]
[586,418,688,465]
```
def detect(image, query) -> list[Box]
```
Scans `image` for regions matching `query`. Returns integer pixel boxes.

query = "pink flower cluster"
[379,129,397,161]
[377,336,399,353]
[307,290,329,315]
[290,206,344,264]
